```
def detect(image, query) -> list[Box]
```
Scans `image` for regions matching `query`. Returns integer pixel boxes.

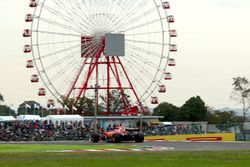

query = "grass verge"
[0,144,250,167]
[0,144,138,152]
[0,149,249,167]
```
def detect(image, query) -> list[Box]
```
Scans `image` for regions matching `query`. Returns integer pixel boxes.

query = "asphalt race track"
[1,140,250,151]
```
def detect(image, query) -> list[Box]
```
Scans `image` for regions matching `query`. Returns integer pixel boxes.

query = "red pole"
[107,56,110,116]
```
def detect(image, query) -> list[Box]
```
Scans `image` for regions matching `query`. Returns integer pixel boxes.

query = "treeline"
[152,96,243,125]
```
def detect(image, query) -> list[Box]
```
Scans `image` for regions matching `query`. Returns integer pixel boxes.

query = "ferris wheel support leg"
[65,57,90,99]
[117,57,145,132]
[107,56,111,116]
[112,56,130,113]
[105,56,125,115]
[76,52,101,100]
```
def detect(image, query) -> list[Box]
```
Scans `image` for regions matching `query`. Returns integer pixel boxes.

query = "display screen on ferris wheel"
[23,0,177,115]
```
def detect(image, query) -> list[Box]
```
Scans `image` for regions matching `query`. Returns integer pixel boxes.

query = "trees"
[100,90,130,115]
[0,105,16,116]
[76,96,95,115]
[179,96,207,121]
[206,109,242,131]
[62,96,95,116]
[0,93,4,104]
[231,76,250,139]
[232,77,250,122]
[0,93,16,116]
[17,101,42,115]
[153,102,179,121]
[152,96,207,122]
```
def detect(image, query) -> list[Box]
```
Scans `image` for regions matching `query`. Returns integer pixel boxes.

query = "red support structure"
[107,56,110,116]
[66,35,144,115]
[77,55,99,99]
[112,56,130,114]
[65,57,90,99]
[117,57,145,113]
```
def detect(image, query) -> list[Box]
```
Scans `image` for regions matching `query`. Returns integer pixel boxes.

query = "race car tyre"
[91,133,100,143]
[135,133,144,143]
[112,133,121,143]
[100,135,106,141]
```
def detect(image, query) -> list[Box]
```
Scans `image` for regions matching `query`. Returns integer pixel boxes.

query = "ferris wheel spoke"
[81,41,103,58]
[126,48,165,72]
[125,31,164,36]
[45,66,77,86]
[126,45,165,85]
[73,1,103,31]
[65,54,94,99]
[117,7,158,31]
[59,0,97,32]
[45,44,101,90]
[77,47,103,97]
[124,48,165,91]
[102,1,141,32]
[37,38,100,60]
[45,56,80,84]
[126,39,167,46]
[119,0,149,20]
[126,43,163,58]
[44,48,81,71]
[34,30,82,37]
[37,43,81,60]
[127,7,157,25]
[123,55,159,82]
[121,19,162,32]
[52,0,93,31]
[40,3,90,33]
[123,67,157,101]
[114,0,156,31]
[32,39,80,47]
[37,17,86,34]
[120,58,156,100]
[77,4,99,30]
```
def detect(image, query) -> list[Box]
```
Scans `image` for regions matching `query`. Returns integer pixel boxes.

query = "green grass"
[0,151,249,167]
[0,144,250,167]
[0,144,138,152]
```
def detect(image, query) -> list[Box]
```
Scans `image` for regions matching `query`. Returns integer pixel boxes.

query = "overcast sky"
[0,0,250,110]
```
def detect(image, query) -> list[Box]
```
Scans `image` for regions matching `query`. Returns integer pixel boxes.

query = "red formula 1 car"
[102,126,144,143]
[91,126,144,143]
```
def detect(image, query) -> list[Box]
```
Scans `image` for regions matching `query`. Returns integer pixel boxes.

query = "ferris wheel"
[23,0,177,115]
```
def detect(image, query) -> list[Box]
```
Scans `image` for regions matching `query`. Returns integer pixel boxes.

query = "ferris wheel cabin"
[47,99,55,106]
[167,15,175,23]
[164,72,172,80]
[158,85,166,93]
[168,58,176,66]
[23,45,32,53]
[29,0,38,8]
[26,60,34,68]
[151,96,159,104]
[23,29,31,37]
[169,44,177,52]
[38,88,46,96]
[169,30,177,37]
[31,74,39,83]
[25,14,33,22]
[162,1,170,9]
